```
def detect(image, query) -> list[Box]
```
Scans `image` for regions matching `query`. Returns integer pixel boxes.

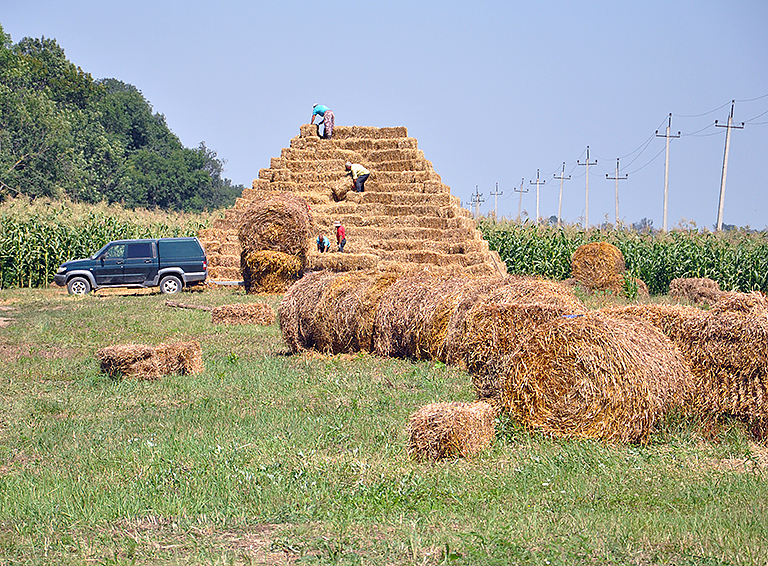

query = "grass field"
[0,286,766,565]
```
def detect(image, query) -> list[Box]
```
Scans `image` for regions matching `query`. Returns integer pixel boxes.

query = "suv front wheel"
[160,275,182,294]
[67,277,91,296]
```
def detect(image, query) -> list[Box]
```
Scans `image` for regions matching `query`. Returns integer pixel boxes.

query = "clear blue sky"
[4,1,767,229]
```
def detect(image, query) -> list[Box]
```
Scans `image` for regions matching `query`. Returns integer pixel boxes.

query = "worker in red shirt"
[334,221,346,252]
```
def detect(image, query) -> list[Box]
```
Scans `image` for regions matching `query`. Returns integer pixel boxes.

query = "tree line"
[0,24,243,212]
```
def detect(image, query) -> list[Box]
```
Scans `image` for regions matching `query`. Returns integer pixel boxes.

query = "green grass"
[0,287,766,565]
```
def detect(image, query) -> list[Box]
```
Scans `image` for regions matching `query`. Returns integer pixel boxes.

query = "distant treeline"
[480,219,768,295]
[0,24,243,212]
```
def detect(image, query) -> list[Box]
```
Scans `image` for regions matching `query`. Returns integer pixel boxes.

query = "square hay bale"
[497,313,694,443]
[96,341,203,380]
[241,250,302,294]
[211,302,276,325]
[669,277,722,306]
[570,241,626,294]
[307,252,379,272]
[407,401,496,461]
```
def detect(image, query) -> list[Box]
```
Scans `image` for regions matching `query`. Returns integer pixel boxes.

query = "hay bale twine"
[279,270,342,352]
[237,192,313,259]
[462,302,584,406]
[211,302,276,325]
[313,270,400,354]
[497,313,694,443]
[669,277,722,306]
[241,250,302,294]
[407,401,497,461]
[570,242,626,294]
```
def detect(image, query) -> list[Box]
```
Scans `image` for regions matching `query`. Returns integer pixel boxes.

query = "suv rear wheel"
[67,277,91,296]
[160,275,182,294]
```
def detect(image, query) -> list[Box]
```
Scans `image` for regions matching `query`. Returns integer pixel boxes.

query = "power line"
[513,178,527,221]
[605,158,628,226]
[530,170,546,223]
[656,114,680,231]
[577,146,597,227]
[676,100,733,118]
[553,162,571,228]
[736,93,768,103]
[715,101,745,231]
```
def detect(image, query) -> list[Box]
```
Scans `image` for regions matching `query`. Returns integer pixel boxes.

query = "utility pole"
[715,101,744,231]
[605,158,628,226]
[553,162,570,228]
[655,114,680,231]
[490,182,503,218]
[577,146,597,227]
[513,178,527,221]
[530,170,546,223]
[470,185,485,219]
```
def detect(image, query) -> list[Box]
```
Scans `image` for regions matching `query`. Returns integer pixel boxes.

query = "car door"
[123,242,156,284]
[94,243,126,285]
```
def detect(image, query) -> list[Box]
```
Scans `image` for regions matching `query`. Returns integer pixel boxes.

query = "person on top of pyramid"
[345,162,370,193]
[311,103,334,139]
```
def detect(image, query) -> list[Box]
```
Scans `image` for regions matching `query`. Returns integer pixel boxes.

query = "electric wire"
[624,145,666,176]
[676,100,733,118]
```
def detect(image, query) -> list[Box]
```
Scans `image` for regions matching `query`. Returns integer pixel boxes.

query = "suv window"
[103,244,126,259]
[158,240,202,259]
[126,242,153,259]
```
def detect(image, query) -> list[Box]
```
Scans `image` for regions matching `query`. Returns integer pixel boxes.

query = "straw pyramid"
[199,124,507,281]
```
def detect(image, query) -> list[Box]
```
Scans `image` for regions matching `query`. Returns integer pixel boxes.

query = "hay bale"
[96,341,203,380]
[307,252,379,272]
[312,270,400,354]
[237,192,313,259]
[373,273,441,358]
[279,270,342,352]
[570,241,626,293]
[496,313,694,443]
[407,401,496,461]
[710,291,768,316]
[211,302,276,325]
[331,178,352,202]
[412,276,504,363]
[96,344,157,380]
[154,341,204,376]
[669,277,722,306]
[461,302,584,406]
[604,304,768,423]
[241,250,301,294]
[487,275,587,311]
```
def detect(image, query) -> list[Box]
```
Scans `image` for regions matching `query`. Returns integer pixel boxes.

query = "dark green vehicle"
[53,237,207,295]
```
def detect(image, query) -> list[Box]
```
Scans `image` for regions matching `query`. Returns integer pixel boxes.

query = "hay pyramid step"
[199,124,507,280]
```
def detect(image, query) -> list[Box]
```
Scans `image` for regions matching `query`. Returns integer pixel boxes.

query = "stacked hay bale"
[604,303,768,430]
[211,303,276,325]
[407,401,497,461]
[238,192,313,294]
[96,341,203,380]
[569,241,629,295]
[669,277,722,305]
[496,313,694,443]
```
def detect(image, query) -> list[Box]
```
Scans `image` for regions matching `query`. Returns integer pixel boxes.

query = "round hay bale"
[488,275,587,311]
[237,192,313,259]
[313,270,400,354]
[241,250,301,294]
[407,401,497,461]
[462,302,584,406]
[497,313,694,443]
[669,277,722,306]
[412,276,505,363]
[710,291,768,316]
[211,302,276,325]
[373,273,442,358]
[279,270,343,352]
[570,242,626,294]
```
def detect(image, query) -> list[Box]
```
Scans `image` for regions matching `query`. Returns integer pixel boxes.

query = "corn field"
[0,198,213,289]
[480,219,768,295]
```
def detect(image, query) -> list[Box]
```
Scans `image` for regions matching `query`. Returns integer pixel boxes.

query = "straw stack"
[570,241,626,294]
[211,302,276,325]
[496,313,694,443]
[407,401,497,461]
[710,291,768,316]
